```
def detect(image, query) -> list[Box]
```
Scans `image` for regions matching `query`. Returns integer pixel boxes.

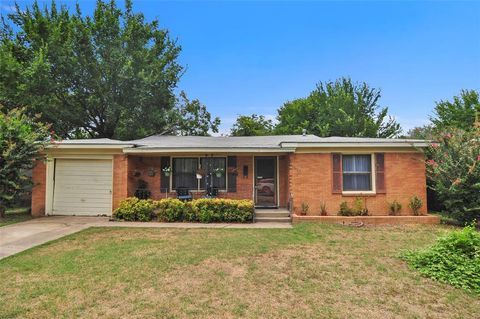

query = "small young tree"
[0,107,50,217]
[426,128,480,224]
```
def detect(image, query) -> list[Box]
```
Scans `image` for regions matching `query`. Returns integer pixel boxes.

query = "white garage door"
[52,159,113,216]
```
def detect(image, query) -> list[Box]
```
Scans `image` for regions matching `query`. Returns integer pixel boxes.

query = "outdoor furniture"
[176,187,193,201]
[204,187,219,198]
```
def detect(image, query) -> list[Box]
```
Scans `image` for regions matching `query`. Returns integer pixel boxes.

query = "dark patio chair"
[204,187,219,198]
[175,187,193,201]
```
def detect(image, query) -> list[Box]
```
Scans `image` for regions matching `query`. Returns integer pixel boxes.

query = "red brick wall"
[288,152,427,216]
[127,156,162,199]
[278,155,289,207]
[112,155,129,211]
[223,156,254,201]
[31,160,47,217]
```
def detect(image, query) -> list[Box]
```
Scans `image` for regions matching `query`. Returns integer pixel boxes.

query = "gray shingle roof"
[52,134,429,149]
[130,135,323,149]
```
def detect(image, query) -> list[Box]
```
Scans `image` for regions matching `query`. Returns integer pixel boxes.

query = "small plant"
[402,222,480,293]
[300,202,309,216]
[319,201,327,216]
[408,195,423,216]
[213,167,224,177]
[338,201,353,216]
[352,197,368,216]
[162,166,171,176]
[388,200,402,216]
[338,199,368,216]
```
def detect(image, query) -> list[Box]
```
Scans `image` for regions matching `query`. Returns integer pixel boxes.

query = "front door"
[254,156,277,207]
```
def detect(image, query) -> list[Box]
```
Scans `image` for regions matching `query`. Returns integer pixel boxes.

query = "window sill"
[341,191,377,197]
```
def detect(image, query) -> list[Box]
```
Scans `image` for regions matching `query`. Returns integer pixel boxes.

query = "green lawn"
[0,224,478,318]
[0,207,31,227]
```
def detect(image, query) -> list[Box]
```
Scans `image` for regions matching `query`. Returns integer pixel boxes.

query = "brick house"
[31,134,433,221]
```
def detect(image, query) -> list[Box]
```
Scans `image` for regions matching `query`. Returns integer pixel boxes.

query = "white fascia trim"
[123,147,296,154]
[280,142,429,148]
[47,144,135,149]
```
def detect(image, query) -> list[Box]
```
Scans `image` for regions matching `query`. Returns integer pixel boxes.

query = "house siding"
[288,152,428,216]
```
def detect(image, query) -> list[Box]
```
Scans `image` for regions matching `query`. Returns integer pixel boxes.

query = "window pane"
[342,155,372,191]
[172,158,198,190]
[342,155,371,173]
[343,174,371,191]
[200,157,226,190]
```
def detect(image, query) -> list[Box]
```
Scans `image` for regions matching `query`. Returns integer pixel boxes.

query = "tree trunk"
[0,205,5,219]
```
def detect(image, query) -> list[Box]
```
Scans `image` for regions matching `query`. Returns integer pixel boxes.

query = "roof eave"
[280,142,430,148]
[47,143,135,149]
[123,147,296,154]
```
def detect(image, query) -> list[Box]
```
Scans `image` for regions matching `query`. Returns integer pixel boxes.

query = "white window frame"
[341,153,376,195]
[170,156,228,192]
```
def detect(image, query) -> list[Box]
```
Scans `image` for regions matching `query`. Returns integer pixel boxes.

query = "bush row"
[113,197,254,223]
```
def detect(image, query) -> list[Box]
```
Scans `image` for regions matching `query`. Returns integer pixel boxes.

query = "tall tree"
[0,107,50,217]
[274,78,401,138]
[230,114,274,136]
[0,0,218,140]
[431,90,480,132]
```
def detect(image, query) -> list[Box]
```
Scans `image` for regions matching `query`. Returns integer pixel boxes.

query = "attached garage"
[51,159,113,216]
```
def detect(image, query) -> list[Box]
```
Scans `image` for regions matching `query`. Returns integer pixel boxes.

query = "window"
[342,155,372,191]
[171,157,227,191]
[172,158,198,190]
[200,157,226,190]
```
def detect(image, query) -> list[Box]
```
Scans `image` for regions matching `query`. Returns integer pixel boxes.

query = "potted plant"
[196,168,205,179]
[162,166,171,177]
[213,167,224,177]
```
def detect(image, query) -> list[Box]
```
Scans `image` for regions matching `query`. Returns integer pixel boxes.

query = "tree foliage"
[0,107,50,217]
[230,114,274,136]
[0,0,218,140]
[426,128,480,224]
[274,78,401,138]
[431,90,480,132]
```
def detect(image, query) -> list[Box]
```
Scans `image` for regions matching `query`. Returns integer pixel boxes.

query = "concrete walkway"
[0,216,291,259]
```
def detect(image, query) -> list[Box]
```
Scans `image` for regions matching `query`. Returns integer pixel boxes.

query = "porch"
[124,154,290,209]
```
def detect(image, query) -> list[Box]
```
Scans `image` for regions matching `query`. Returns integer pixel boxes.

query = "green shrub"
[352,197,368,216]
[114,198,254,223]
[113,197,155,221]
[156,198,185,222]
[338,201,353,216]
[402,223,480,293]
[338,198,368,216]
[409,196,423,216]
[193,198,254,223]
[388,200,402,216]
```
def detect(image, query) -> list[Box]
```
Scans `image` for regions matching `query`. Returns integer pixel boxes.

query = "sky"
[1,0,479,135]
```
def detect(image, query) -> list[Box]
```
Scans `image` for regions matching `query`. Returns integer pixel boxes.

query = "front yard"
[0,224,478,318]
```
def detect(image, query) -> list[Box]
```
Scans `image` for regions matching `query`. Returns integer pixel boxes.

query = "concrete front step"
[254,216,292,223]
[255,211,291,218]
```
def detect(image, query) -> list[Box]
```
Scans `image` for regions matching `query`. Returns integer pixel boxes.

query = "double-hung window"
[172,158,198,190]
[171,157,227,191]
[342,155,372,191]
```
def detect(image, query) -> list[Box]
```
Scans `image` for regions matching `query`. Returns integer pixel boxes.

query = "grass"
[0,207,31,227]
[0,224,479,318]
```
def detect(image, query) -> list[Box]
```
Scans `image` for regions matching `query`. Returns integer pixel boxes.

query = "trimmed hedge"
[113,197,155,222]
[113,197,254,223]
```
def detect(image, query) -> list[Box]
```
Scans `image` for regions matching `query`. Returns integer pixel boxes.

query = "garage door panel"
[52,159,113,216]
